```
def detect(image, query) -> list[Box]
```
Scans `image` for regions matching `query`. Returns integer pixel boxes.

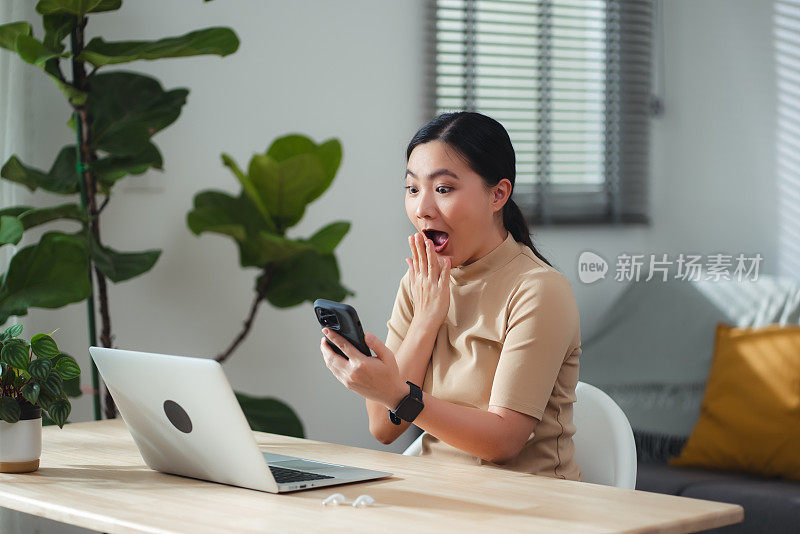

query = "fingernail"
[322,328,329,335]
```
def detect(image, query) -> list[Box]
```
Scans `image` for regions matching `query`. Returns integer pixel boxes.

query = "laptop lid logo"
[163,400,193,433]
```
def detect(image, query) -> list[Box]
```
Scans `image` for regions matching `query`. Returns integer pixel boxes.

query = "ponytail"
[503,197,554,268]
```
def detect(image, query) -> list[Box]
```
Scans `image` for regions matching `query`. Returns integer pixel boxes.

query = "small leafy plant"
[0,324,81,428]
[187,134,353,364]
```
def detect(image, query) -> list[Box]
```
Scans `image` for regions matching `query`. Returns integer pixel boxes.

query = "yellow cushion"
[669,322,800,479]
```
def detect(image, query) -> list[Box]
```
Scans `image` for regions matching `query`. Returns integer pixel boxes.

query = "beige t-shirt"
[385,232,583,480]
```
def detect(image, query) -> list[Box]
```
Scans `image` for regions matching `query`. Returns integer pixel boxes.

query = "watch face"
[397,396,424,422]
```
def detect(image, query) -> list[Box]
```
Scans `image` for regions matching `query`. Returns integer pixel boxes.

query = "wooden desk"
[0,420,742,533]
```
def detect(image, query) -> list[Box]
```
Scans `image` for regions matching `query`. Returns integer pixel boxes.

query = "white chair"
[573,381,637,489]
[402,381,637,489]
[403,431,424,457]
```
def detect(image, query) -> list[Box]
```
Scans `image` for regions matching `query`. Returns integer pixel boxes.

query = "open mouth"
[423,229,450,253]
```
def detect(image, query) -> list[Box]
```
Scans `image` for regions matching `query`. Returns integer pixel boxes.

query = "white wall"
[1,0,783,455]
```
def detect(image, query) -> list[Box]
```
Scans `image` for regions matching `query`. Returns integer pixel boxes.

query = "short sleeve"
[385,270,414,355]
[489,272,579,420]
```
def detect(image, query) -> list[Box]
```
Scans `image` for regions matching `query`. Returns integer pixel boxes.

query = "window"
[428,0,654,225]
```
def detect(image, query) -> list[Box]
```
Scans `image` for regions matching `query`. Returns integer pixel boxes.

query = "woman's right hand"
[406,231,452,329]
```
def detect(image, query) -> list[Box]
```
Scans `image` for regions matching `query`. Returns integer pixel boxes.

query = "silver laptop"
[89,346,392,493]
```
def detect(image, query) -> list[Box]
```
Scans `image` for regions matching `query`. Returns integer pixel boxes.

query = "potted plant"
[0,324,80,473]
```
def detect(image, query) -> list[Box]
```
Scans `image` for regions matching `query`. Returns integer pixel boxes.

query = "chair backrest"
[573,381,637,489]
[402,431,424,456]
[403,381,637,489]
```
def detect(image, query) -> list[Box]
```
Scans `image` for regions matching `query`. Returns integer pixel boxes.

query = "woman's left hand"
[319,328,406,410]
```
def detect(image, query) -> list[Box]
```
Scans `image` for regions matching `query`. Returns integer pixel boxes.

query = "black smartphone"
[313,299,373,360]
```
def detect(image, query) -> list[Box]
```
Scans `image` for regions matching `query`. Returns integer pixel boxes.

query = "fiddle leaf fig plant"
[187,134,354,363]
[0,0,240,420]
[0,324,81,428]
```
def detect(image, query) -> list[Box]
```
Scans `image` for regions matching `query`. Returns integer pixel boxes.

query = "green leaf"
[36,0,122,15]
[31,333,59,359]
[1,147,79,193]
[0,22,84,105]
[28,357,52,381]
[0,232,91,325]
[265,135,342,203]
[236,135,342,232]
[83,72,188,157]
[263,134,317,162]
[0,397,21,424]
[62,375,81,397]
[1,340,29,370]
[0,22,32,51]
[264,249,353,308]
[42,14,75,52]
[14,34,67,67]
[39,370,62,398]
[187,191,249,241]
[307,221,350,254]
[186,190,283,268]
[78,27,240,67]
[89,236,161,283]
[221,154,275,231]
[1,323,23,340]
[53,354,80,379]
[93,143,163,186]
[21,382,41,404]
[187,190,279,251]
[38,388,57,411]
[248,152,326,231]
[0,216,23,246]
[253,233,315,263]
[46,397,70,428]
[16,203,87,230]
[234,392,304,438]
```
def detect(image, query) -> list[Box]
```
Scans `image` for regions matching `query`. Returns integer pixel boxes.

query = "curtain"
[0,1,34,270]
[429,0,654,225]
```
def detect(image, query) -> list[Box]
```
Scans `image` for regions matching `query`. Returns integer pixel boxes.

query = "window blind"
[428,0,653,225]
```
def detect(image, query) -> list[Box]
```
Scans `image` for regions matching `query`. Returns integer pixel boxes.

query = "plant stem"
[70,16,116,419]
[216,266,273,363]
[70,19,101,422]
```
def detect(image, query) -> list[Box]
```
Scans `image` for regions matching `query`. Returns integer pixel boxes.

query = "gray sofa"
[580,269,800,533]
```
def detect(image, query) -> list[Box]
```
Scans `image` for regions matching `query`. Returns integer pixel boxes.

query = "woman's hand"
[407,231,452,328]
[319,328,407,410]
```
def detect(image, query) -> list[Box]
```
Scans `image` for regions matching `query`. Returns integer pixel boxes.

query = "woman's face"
[405,140,510,267]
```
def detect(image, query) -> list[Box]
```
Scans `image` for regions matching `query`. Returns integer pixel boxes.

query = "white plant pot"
[0,403,42,473]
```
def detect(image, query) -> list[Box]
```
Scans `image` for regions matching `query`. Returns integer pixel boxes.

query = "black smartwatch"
[389,381,424,425]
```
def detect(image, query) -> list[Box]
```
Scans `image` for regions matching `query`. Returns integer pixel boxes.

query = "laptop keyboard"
[268,465,335,483]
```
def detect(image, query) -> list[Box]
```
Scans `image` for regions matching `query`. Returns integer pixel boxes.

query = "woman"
[319,111,583,480]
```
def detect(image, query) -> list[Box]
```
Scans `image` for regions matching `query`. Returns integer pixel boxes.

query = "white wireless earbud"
[322,493,346,506]
[352,494,375,507]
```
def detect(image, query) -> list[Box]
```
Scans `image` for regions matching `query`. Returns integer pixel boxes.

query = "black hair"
[405,111,554,268]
